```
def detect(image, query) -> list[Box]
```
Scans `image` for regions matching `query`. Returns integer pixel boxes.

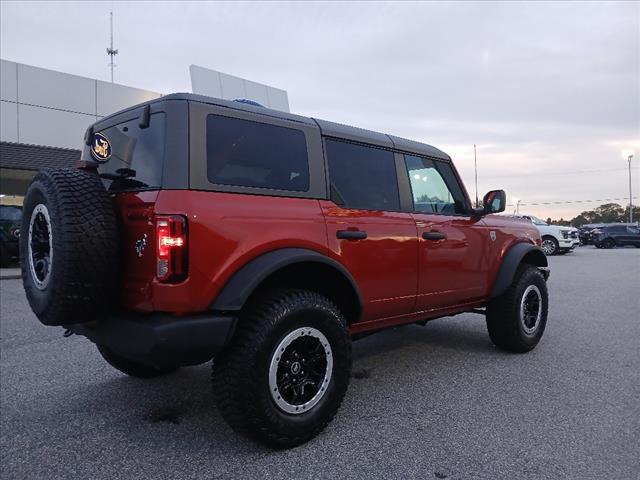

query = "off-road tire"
[212,289,352,448]
[541,236,559,256]
[97,345,178,378]
[20,168,118,326]
[486,265,548,353]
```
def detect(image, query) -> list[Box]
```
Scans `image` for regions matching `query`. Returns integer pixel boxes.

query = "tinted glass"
[326,139,399,211]
[92,113,166,192]
[0,206,22,221]
[607,226,626,233]
[207,115,309,191]
[626,226,639,234]
[405,156,467,214]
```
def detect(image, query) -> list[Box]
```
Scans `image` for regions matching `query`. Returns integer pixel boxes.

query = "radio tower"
[106,11,118,83]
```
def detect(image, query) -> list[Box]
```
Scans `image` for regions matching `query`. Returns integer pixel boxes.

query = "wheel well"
[521,248,548,268]
[245,261,362,325]
[541,234,557,241]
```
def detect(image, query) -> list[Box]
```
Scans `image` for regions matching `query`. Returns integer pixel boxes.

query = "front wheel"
[212,289,352,448]
[486,265,549,353]
[541,236,559,255]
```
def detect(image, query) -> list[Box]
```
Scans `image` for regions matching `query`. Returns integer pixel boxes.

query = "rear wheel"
[212,289,352,448]
[486,265,549,353]
[97,345,178,378]
[541,236,559,255]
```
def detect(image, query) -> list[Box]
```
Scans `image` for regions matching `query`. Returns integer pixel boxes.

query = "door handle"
[422,231,446,240]
[337,230,367,240]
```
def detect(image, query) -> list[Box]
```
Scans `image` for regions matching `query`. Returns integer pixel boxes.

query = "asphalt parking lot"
[1,247,638,480]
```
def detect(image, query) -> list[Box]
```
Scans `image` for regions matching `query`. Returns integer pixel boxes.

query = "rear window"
[206,114,309,192]
[84,113,166,192]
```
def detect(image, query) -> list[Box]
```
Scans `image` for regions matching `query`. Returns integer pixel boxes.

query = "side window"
[627,226,639,234]
[405,155,467,214]
[325,139,400,211]
[206,114,309,192]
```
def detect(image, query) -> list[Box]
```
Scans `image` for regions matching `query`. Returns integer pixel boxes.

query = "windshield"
[81,113,166,192]
[526,215,548,226]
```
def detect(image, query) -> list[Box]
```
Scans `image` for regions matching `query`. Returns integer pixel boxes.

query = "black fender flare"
[211,248,363,315]
[490,243,549,299]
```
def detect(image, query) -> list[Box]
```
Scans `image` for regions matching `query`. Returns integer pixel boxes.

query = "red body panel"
[412,214,491,309]
[114,190,541,333]
[118,190,328,314]
[319,201,418,321]
[114,191,159,312]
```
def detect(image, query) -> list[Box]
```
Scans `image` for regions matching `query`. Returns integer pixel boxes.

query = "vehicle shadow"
[27,315,502,465]
[352,314,497,360]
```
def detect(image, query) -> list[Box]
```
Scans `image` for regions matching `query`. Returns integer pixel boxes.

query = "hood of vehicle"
[535,224,576,234]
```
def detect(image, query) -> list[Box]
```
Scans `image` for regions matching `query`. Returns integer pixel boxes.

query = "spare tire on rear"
[20,168,119,326]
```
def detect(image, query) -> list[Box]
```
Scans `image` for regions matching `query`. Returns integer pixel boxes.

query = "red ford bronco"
[21,94,549,448]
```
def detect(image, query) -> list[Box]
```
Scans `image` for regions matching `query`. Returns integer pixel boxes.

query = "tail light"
[155,215,187,283]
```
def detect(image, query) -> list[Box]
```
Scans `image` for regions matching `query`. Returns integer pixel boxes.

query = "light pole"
[512,198,521,215]
[474,144,479,208]
[628,154,634,223]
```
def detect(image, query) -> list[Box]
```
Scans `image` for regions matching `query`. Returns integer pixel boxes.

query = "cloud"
[1,0,638,219]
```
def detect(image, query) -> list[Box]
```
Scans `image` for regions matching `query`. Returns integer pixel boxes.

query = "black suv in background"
[592,224,640,249]
[0,205,22,267]
[578,224,603,245]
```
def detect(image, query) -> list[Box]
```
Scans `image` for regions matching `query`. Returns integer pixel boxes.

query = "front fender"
[491,243,548,299]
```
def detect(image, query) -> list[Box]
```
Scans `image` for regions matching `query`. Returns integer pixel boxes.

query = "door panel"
[402,154,491,311]
[321,201,418,322]
[413,214,490,310]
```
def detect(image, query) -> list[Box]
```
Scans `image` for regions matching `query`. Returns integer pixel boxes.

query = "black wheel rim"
[269,327,332,414]
[520,285,542,335]
[28,204,52,289]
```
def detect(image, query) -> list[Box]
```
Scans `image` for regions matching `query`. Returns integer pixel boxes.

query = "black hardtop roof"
[98,92,450,161]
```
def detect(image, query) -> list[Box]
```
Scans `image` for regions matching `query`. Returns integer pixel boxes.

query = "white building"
[0,59,289,203]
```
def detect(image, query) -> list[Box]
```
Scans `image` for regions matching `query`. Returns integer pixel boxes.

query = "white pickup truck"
[519,214,580,255]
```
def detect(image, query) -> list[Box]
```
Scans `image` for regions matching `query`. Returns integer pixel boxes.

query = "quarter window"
[206,115,309,191]
[405,155,467,214]
[326,139,400,211]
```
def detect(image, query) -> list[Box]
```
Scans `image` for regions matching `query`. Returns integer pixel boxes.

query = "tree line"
[546,203,640,227]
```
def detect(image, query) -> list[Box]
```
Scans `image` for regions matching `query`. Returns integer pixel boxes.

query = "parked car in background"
[519,214,579,255]
[592,224,640,249]
[578,224,603,245]
[0,205,22,267]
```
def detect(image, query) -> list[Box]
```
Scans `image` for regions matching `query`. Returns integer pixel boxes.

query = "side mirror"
[481,190,506,215]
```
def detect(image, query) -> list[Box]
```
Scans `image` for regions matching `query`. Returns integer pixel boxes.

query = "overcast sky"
[1,1,638,219]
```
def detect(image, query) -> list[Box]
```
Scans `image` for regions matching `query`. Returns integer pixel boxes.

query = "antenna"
[474,144,479,207]
[106,11,118,83]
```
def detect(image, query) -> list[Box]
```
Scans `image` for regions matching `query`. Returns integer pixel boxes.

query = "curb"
[0,269,21,280]
[1,274,21,280]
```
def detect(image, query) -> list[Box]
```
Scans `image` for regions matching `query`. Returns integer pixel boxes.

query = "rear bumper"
[71,311,237,369]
